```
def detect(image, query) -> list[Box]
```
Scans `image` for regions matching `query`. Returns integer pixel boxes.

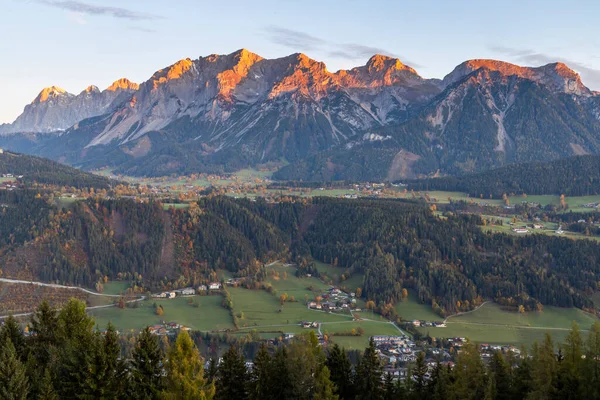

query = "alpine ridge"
[1,49,599,180]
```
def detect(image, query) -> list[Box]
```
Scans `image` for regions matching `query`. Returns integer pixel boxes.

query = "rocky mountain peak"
[366,54,415,74]
[82,85,101,95]
[106,78,139,92]
[443,59,590,95]
[33,86,71,104]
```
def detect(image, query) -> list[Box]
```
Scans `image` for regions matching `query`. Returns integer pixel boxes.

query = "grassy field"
[395,291,444,322]
[101,281,131,295]
[417,302,600,347]
[323,320,403,349]
[88,295,234,334]
[229,286,351,329]
[422,190,600,212]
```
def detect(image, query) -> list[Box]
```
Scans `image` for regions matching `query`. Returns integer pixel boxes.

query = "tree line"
[3,298,600,399]
[406,155,600,198]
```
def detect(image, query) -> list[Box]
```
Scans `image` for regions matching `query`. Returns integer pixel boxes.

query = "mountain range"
[1,49,599,179]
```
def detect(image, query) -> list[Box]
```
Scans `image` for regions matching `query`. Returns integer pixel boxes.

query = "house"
[209,282,222,290]
[412,320,421,327]
[284,333,295,340]
[198,285,207,292]
[181,288,195,296]
[154,292,168,298]
[532,224,544,230]
[512,228,529,234]
[167,291,176,299]
[308,301,317,308]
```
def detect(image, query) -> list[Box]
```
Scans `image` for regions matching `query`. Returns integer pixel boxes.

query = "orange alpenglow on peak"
[34,86,69,103]
[365,54,418,75]
[106,78,139,92]
[83,85,100,94]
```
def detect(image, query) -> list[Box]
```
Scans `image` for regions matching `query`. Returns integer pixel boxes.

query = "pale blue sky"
[1,0,599,123]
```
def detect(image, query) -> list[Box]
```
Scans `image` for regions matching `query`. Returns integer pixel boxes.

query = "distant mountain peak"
[82,85,100,95]
[106,78,139,92]
[34,86,70,104]
[443,59,590,95]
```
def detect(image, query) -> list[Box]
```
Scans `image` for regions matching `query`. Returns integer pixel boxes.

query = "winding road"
[0,277,144,319]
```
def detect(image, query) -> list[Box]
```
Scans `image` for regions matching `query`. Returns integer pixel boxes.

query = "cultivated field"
[417,302,600,347]
[89,295,234,334]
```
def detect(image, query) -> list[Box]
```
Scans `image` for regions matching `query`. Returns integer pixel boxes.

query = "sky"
[1,0,599,123]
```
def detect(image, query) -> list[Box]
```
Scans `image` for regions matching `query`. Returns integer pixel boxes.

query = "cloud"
[264,25,421,68]
[489,45,600,90]
[35,0,162,21]
[265,26,324,51]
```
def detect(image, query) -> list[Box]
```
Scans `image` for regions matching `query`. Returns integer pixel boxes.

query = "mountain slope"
[1,51,600,179]
[0,151,113,189]
[275,66,600,181]
[407,155,600,197]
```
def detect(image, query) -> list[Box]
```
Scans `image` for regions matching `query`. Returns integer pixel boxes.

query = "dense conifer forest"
[407,155,600,197]
[3,193,600,316]
[0,151,113,189]
[1,298,600,399]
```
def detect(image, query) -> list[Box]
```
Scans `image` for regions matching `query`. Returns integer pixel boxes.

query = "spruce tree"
[326,344,355,399]
[215,345,249,400]
[248,343,271,400]
[557,322,583,399]
[528,334,558,400]
[37,368,58,400]
[0,315,25,359]
[488,351,511,400]
[128,327,164,399]
[410,352,428,400]
[355,338,383,400]
[0,338,29,400]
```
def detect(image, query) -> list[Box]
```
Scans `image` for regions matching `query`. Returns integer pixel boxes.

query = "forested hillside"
[0,151,112,189]
[407,155,600,197]
[3,194,600,317]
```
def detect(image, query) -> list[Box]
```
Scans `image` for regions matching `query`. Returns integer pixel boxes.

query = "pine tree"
[128,327,164,399]
[0,338,29,400]
[162,330,215,400]
[355,338,383,400]
[326,344,354,399]
[215,345,249,400]
[248,343,271,400]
